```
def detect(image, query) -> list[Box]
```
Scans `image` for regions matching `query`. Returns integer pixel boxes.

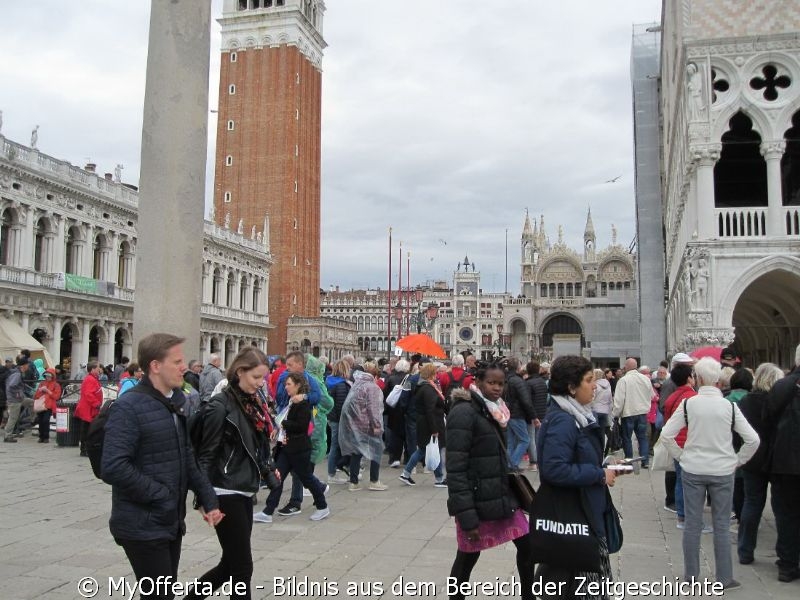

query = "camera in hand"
[260,462,281,490]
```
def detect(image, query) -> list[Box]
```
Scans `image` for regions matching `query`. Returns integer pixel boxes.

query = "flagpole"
[406,251,411,337]
[397,241,403,344]
[505,227,509,294]
[387,227,392,357]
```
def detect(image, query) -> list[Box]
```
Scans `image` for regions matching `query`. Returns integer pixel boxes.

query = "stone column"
[50,316,63,362]
[132,0,211,354]
[54,216,66,272]
[21,313,30,334]
[761,141,786,236]
[8,226,23,267]
[107,232,120,285]
[691,144,721,240]
[73,321,91,377]
[20,205,35,269]
[98,324,113,367]
[201,262,213,304]
[83,225,95,278]
[122,327,133,363]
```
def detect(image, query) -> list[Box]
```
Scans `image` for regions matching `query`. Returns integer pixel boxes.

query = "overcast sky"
[1,0,662,294]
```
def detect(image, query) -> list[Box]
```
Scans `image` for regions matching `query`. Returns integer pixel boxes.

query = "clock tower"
[214,0,326,354]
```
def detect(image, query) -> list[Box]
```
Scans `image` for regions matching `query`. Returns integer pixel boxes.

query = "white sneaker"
[310,507,330,521]
[389,460,401,468]
[327,475,349,485]
[253,511,272,523]
[348,482,363,492]
[369,481,388,491]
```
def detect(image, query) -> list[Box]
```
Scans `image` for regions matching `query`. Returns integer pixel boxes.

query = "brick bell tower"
[214,0,326,354]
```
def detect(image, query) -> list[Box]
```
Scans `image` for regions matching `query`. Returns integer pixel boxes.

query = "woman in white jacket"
[591,368,613,446]
[661,357,760,591]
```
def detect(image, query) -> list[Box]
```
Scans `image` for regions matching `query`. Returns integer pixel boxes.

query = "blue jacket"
[101,378,218,542]
[275,369,321,413]
[325,375,350,423]
[537,402,608,536]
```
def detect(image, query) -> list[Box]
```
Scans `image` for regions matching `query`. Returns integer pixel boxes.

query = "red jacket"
[664,385,696,449]
[268,364,286,399]
[34,369,62,413]
[75,373,103,422]
[439,367,474,398]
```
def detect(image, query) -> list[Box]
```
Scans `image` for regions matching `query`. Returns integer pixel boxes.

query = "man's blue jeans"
[674,459,685,519]
[403,446,444,481]
[506,418,530,469]
[527,422,537,464]
[738,470,769,562]
[621,414,649,466]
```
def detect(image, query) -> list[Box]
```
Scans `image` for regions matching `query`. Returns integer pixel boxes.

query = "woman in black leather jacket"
[187,347,272,600]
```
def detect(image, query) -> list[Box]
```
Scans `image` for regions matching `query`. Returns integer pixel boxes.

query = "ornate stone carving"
[760,140,786,160]
[689,143,721,164]
[684,328,735,348]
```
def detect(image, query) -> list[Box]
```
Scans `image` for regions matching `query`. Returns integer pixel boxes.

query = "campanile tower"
[215,0,326,354]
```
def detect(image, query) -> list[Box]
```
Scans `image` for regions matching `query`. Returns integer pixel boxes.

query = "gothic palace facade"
[0,133,272,374]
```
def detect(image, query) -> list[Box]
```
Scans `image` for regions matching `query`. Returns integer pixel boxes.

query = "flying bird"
[438,239,447,245]
[604,175,622,184]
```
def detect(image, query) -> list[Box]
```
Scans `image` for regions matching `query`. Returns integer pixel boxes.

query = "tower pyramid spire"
[584,207,596,261]
[522,209,534,238]
[538,214,547,250]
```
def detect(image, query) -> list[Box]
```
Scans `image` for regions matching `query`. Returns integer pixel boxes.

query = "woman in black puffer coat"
[445,364,533,600]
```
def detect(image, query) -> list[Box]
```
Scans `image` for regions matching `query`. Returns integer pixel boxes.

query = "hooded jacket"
[34,368,62,413]
[75,372,103,422]
[306,355,334,464]
[199,363,224,402]
[446,388,518,531]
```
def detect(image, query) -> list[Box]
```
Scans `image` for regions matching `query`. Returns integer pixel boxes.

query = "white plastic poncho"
[338,370,385,462]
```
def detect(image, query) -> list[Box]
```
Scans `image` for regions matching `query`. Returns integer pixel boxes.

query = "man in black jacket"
[524,361,549,470]
[0,358,11,428]
[766,344,800,582]
[503,358,535,471]
[102,333,222,597]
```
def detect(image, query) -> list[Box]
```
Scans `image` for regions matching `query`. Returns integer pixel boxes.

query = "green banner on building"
[64,274,98,295]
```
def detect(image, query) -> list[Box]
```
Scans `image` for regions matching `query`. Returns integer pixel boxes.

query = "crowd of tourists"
[4,334,799,599]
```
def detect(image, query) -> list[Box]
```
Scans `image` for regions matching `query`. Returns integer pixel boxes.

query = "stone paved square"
[1,437,795,599]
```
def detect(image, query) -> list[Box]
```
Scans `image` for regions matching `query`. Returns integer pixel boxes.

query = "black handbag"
[491,425,536,511]
[605,417,623,455]
[528,479,602,571]
[603,488,623,554]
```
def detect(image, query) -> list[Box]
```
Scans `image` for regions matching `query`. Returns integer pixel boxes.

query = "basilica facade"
[513,211,640,366]
[0,133,272,374]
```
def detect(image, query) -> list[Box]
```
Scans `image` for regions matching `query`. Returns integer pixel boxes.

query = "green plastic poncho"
[305,355,333,464]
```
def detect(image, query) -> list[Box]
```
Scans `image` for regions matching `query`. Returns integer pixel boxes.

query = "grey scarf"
[551,394,596,428]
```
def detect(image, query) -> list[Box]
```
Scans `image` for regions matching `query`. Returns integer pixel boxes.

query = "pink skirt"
[455,509,529,553]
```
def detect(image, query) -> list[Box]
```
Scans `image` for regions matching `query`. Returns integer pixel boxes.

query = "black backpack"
[87,400,114,479]
[188,399,214,450]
